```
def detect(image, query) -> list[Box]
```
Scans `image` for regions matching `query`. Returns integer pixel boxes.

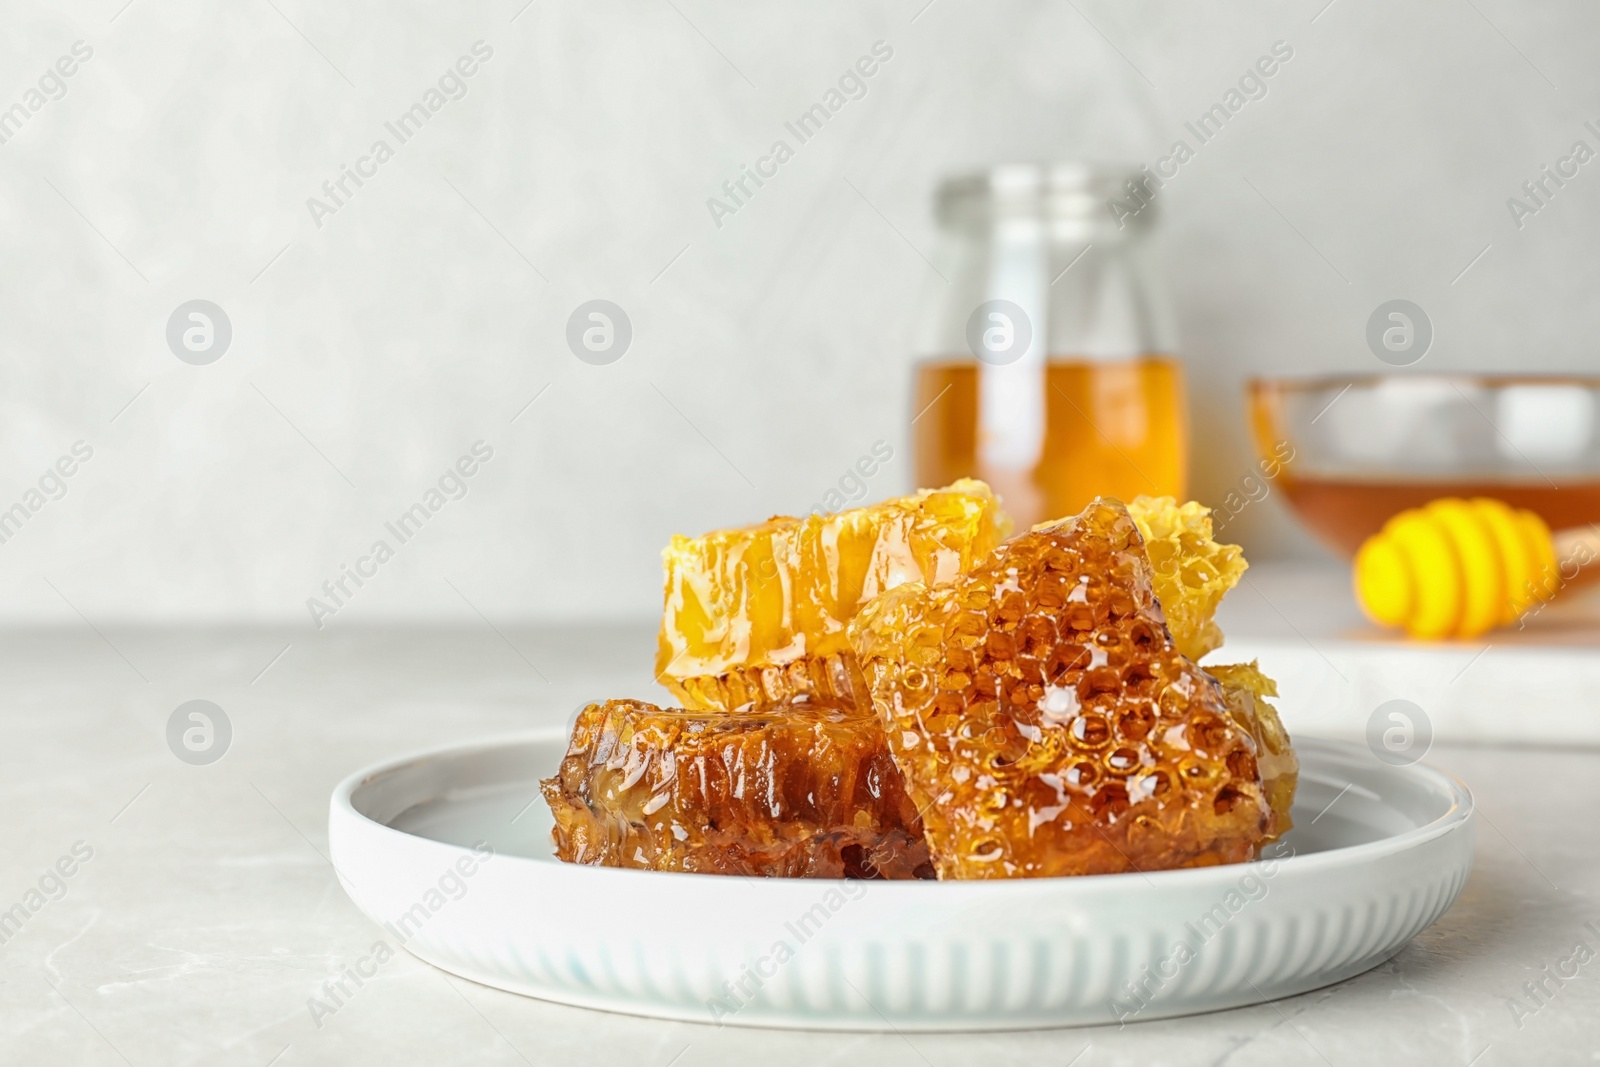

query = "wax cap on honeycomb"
[1125,496,1247,661]
[541,699,932,879]
[1204,661,1297,836]
[657,479,1012,712]
[850,497,1284,879]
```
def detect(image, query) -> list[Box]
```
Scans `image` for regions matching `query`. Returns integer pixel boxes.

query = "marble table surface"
[3,611,1598,1066]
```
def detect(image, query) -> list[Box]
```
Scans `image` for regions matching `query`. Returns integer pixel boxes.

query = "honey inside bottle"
[914,356,1187,529]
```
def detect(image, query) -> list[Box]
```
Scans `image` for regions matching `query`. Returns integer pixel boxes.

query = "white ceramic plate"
[327,732,1473,1031]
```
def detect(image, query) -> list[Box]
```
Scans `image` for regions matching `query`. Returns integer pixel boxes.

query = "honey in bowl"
[1274,476,1600,557]
[913,356,1187,529]
[1250,375,1600,558]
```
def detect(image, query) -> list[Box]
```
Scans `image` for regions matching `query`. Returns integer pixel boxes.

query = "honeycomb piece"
[657,479,1012,712]
[1206,661,1298,837]
[541,699,932,879]
[1126,496,1247,661]
[850,497,1282,879]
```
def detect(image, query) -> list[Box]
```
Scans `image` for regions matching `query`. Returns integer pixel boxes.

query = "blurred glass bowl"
[1248,374,1600,556]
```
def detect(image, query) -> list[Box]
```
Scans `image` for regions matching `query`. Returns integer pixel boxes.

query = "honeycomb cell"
[541,699,932,879]
[850,498,1286,879]
[1126,496,1247,661]
[657,479,1012,712]
[1206,660,1298,837]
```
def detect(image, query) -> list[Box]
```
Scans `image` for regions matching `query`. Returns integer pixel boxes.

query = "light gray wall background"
[2,0,1598,625]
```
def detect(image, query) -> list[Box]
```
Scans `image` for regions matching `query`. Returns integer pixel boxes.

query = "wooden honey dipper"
[1354,497,1600,639]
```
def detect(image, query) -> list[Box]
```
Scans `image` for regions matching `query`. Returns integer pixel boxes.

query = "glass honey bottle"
[912,164,1186,528]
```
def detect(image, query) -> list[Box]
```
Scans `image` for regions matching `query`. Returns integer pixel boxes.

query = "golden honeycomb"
[541,699,932,879]
[1126,495,1247,661]
[1206,661,1298,836]
[657,479,1012,712]
[849,497,1281,879]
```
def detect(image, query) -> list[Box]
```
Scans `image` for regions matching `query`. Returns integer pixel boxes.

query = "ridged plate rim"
[327,731,1474,1030]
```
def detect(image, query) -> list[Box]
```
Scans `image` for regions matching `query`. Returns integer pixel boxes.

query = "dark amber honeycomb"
[849,497,1282,880]
[541,699,932,879]
[656,479,1011,713]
